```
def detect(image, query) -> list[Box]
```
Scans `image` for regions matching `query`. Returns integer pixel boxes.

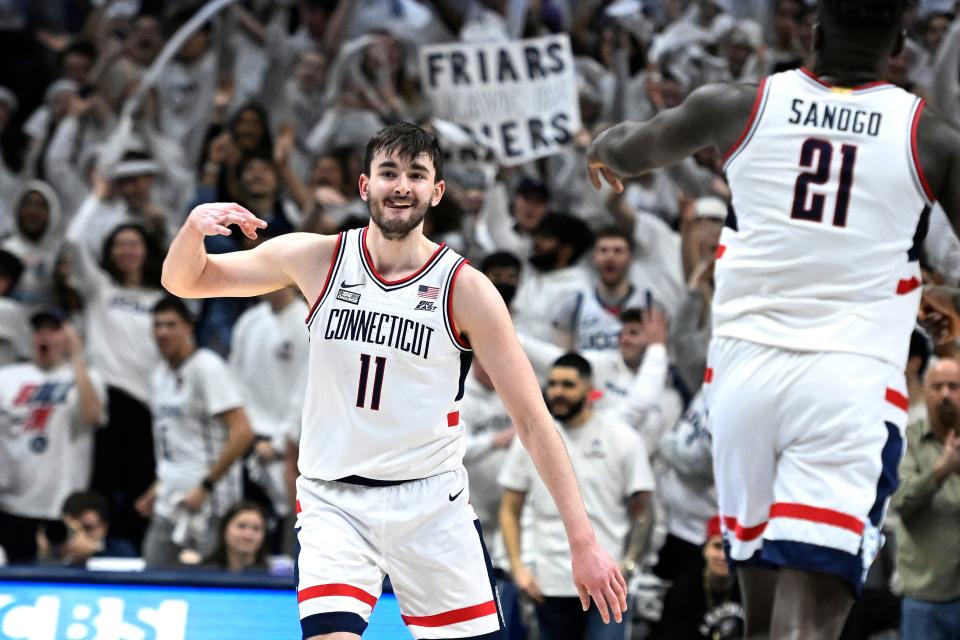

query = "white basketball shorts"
[704,337,907,592]
[295,467,505,638]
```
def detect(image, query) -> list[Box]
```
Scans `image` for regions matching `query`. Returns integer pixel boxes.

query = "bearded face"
[361,150,442,240]
[367,190,430,241]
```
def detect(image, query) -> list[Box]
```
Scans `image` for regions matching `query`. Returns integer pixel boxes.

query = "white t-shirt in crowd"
[65,221,164,403]
[150,349,244,520]
[228,298,309,442]
[629,212,685,321]
[461,374,515,536]
[656,390,717,546]
[0,361,106,519]
[512,266,590,344]
[0,298,30,366]
[499,412,655,596]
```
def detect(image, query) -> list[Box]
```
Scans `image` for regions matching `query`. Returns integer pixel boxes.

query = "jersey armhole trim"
[909,99,936,204]
[721,77,769,171]
[305,232,345,327]
[443,258,472,351]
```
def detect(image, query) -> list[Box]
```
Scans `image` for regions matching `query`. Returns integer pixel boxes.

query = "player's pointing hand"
[571,539,629,624]
[585,145,625,194]
[187,202,268,240]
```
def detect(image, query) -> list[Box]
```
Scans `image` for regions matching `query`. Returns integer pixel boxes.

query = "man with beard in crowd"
[499,353,655,640]
[893,357,960,638]
[160,123,628,639]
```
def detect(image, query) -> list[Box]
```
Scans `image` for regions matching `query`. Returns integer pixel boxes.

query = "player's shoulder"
[916,102,960,195]
[685,81,759,119]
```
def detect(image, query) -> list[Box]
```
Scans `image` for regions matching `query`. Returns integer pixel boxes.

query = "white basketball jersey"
[571,286,649,351]
[300,227,473,481]
[716,68,933,368]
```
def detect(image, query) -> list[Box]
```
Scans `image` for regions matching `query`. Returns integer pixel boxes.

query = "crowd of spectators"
[1,0,960,638]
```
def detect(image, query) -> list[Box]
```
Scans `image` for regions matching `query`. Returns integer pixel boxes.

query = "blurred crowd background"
[1,1,960,639]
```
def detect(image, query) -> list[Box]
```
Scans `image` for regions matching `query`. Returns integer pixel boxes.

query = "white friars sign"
[420,35,582,166]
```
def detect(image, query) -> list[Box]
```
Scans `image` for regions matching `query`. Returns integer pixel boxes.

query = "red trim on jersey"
[401,600,498,628]
[885,388,909,412]
[715,244,727,259]
[703,367,714,383]
[361,226,446,286]
[298,583,378,608]
[896,277,921,295]
[305,232,344,323]
[910,101,936,202]
[769,502,864,535]
[721,78,767,165]
[722,515,767,542]
[589,389,604,402]
[447,410,460,427]
[296,500,301,514]
[797,67,892,92]
[447,260,471,348]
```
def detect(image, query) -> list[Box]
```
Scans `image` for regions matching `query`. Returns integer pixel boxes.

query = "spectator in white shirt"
[511,212,592,343]
[63,221,166,550]
[137,297,254,568]
[229,286,308,537]
[0,250,29,365]
[475,177,551,260]
[500,353,655,640]
[70,151,168,260]
[554,226,651,352]
[523,306,682,454]
[0,309,105,563]
[1,180,63,310]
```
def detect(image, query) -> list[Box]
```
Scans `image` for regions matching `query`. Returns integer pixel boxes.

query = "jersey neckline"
[360,226,447,287]
[797,67,894,93]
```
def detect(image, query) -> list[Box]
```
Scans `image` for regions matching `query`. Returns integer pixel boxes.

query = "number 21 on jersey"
[791,138,858,227]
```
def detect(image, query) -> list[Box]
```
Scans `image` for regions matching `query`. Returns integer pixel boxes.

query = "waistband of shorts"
[333,475,420,487]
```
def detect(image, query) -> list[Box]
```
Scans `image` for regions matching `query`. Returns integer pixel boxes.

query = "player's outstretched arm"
[161,202,329,299]
[453,266,628,623]
[586,82,757,192]
[916,107,960,341]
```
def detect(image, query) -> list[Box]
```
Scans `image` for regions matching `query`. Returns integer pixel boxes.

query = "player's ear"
[359,174,369,201]
[431,179,446,207]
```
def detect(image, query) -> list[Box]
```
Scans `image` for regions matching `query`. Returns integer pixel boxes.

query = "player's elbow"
[160,261,186,296]
[160,261,202,298]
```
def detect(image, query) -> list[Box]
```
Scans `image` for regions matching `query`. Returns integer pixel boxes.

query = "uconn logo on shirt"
[0,594,188,639]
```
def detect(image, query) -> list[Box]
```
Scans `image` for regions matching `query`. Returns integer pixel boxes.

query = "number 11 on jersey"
[356,353,386,410]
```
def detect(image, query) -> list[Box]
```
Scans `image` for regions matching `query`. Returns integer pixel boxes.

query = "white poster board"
[420,34,582,166]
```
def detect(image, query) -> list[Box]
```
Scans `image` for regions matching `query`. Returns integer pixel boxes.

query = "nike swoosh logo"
[340,280,363,289]
[449,488,464,502]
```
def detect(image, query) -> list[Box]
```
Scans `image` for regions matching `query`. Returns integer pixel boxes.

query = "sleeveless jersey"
[570,286,649,351]
[300,227,473,481]
[715,68,933,368]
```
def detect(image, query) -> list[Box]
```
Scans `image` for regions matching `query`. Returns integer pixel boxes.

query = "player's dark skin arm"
[915,109,960,341]
[586,82,756,191]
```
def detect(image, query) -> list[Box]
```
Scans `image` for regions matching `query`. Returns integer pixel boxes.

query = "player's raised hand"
[571,540,628,624]
[585,148,625,194]
[919,285,960,345]
[187,202,268,240]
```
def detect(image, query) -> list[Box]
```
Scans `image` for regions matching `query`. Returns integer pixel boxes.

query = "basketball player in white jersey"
[161,123,626,640]
[586,1,960,638]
